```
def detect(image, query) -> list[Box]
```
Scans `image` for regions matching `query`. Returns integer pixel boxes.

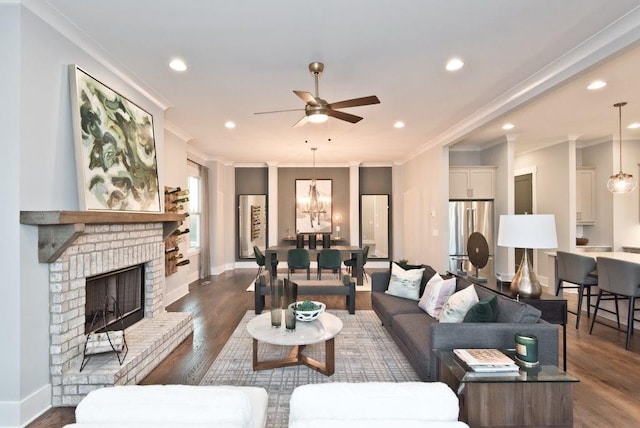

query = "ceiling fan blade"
[327,109,363,124]
[328,95,380,110]
[294,90,318,106]
[254,108,304,115]
[292,115,308,128]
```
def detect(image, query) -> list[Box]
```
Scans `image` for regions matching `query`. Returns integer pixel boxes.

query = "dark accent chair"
[317,249,342,280]
[253,246,265,281]
[556,251,598,328]
[287,248,310,280]
[344,245,369,282]
[591,257,640,350]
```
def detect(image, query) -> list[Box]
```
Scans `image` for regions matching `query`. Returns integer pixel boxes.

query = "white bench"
[289,382,469,428]
[64,385,268,428]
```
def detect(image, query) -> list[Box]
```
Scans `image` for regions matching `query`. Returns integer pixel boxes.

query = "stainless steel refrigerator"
[448,200,494,279]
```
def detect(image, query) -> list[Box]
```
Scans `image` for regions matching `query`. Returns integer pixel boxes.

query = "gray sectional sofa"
[371,266,559,381]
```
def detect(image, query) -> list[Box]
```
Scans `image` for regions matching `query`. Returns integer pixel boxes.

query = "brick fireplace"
[21,212,194,406]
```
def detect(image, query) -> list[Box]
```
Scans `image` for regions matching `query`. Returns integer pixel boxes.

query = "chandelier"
[300,147,330,225]
[607,102,637,194]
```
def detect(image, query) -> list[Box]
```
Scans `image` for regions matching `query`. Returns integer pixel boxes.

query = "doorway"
[514,173,533,271]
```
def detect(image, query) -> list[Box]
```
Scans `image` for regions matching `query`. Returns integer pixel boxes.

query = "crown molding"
[165,120,193,142]
[404,6,640,163]
[23,0,171,110]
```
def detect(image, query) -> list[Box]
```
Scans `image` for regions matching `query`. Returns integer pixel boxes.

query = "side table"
[437,350,578,427]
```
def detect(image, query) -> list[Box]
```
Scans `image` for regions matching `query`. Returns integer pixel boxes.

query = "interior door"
[514,173,533,271]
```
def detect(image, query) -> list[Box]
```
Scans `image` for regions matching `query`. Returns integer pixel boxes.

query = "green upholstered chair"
[254,246,277,281]
[317,249,342,280]
[287,248,310,280]
[344,245,369,282]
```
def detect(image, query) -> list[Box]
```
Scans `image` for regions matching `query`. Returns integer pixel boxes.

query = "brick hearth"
[47,222,193,406]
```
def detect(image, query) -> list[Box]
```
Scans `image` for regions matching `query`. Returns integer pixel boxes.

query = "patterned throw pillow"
[418,273,457,319]
[439,285,480,323]
[385,262,425,300]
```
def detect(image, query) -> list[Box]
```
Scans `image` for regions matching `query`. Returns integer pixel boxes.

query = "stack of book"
[453,348,520,373]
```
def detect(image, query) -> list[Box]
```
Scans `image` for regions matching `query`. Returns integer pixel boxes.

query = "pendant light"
[607,102,637,194]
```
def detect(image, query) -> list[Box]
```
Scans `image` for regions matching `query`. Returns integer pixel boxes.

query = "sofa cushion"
[386,262,424,300]
[418,274,456,319]
[475,286,542,323]
[388,262,438,296]
[439,285,479,323]
[463,295,499,322]
[372,292,423,327]
[390,313,436,379]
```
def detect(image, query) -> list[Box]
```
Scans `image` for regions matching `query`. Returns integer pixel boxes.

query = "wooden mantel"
[20,211,185,263]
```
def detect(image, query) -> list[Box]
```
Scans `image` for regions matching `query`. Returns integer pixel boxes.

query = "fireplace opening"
[85,264,145,334]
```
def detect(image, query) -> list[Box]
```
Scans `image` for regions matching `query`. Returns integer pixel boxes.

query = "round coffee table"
[246,311,343,376]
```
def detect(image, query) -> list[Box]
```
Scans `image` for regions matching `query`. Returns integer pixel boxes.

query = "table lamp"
[497,214,558,298]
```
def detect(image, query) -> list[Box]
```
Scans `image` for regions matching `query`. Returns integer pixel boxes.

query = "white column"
[392,161,403,261]
[267,162,279,247]
[349,162,360,245]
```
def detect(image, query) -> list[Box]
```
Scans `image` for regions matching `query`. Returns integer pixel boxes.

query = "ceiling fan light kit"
[607,102,637,194]
[255,62,380,127]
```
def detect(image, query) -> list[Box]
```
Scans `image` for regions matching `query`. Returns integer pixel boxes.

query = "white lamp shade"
[497,214,558,249]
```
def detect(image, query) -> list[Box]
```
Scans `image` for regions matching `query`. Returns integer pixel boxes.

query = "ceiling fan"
[255,62,380,127]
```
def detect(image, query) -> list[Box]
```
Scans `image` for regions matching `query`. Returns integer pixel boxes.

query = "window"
[188,164,201,249]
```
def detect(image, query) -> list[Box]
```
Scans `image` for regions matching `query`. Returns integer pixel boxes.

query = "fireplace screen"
[85,264,145,334]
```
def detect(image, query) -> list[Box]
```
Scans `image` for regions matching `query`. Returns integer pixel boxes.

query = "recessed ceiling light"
[445,58,464,71]
[169,58,187,72]
[393,121,405,129]
[224,121,236,129]
[502,123,515,130]
[587,80,606,90]
[628,122,640,129]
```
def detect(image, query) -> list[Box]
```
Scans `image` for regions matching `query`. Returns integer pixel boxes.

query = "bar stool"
[590,257,640,350]
[556,251,598,328]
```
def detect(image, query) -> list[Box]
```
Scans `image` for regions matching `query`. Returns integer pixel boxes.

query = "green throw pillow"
[463,295,499,323]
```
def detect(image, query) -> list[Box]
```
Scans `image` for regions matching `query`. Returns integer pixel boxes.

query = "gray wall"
[278,167,350,244]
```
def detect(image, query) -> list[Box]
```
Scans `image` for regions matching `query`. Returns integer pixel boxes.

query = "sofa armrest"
[371,271,390,292]
[429,322,559,380]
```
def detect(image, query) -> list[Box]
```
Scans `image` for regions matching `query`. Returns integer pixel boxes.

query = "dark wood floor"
[29,270,640,427]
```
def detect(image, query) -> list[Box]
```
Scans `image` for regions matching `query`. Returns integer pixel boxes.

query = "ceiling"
[37,0,640,164]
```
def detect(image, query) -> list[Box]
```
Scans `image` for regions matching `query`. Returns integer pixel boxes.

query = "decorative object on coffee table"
[291,301,325,321]
[497,214,558,298]
[270,278,283,327]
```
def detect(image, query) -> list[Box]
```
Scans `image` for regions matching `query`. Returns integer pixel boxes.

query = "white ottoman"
[289,382,469,428]
[64,384,268,428]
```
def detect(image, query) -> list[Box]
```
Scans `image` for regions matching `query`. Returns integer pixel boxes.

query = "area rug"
[199,310,419,427]
[245,271,372,292]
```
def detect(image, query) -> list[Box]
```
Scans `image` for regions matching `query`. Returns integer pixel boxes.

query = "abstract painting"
[295,179,332,234]
[69,65,161,212]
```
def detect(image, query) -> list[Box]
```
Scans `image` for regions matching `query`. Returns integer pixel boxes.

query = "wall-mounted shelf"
[20,211,185,263]
[164,187,190,276]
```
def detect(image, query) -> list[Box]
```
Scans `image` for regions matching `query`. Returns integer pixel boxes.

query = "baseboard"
[0,383,52,427]
[164,282,190,307]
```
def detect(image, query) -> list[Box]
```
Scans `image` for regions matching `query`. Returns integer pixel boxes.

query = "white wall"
[400,145,449,271]
[7,6,167,425]
[207,161,236,274]
[163,131,194,306]
[1,4,23,426]
[580,141,614,246]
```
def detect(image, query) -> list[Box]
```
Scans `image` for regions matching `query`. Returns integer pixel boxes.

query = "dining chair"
[556,251,598,328]
[287,248,310,280]
[344,245,369,282]
[253,246,266,281]
[317,249,342,280]
[590,257,640,350]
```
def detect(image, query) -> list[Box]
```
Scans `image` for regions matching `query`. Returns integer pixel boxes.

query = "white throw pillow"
[418,274,457,319]
[439,284,479,323]
[385,262,425,300]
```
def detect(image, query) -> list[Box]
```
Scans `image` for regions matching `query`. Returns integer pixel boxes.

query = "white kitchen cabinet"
[449,167,496,199]
[577,167,596,225]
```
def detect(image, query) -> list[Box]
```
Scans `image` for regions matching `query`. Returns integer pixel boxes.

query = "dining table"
[264,245,365,285]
